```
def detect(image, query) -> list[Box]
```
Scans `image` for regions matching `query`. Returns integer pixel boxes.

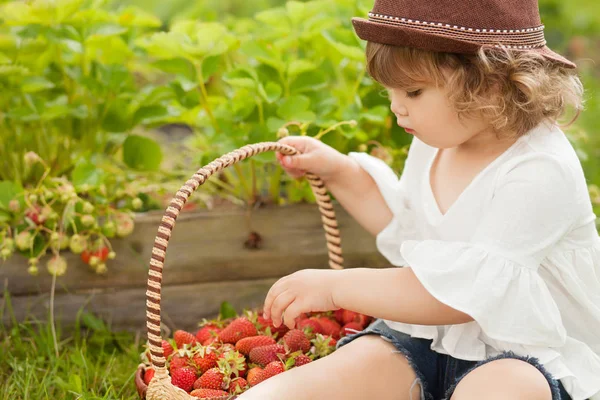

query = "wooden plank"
[2,278,280,332]
[2,203,390,296]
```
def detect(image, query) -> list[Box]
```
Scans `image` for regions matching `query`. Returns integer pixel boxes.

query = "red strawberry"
[249,344,287,367]
[170,353,190,370]
[341,322,364,337]
[196,367,227,391]
[143,368,155,385]
[218,349,247,378]
[281,329,311,353]
[196,324,221,343]
[162,340,174,358]
[235,336,276,355]
[312,317,341,339]
[190,388,229,398]
[174,330,198,349]
[296,318,324,337]
[334,309,346,325]
[203,336,219,346]
[293,354,312,367]
[257,315,289,339]
[262,360,285,381]
[218,318,257,344]
[311,334,337,358]
[246,367,265,387]
[191,346,218,374]
[171,367,197,392]
[342,310,371,328]
[228,377,249,394]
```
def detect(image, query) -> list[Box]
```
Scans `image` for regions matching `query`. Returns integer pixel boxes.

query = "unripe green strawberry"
[16,231,33,251]
[95,263,107,274]
[3,238,15,252]
[81,214,95,227]
[50,232,69,251]
[132,197,143,210]
[115,213,134,237]
[8,199,20,212]
[1,248,12,260]
[82,201,94,214]
[47,255,67,276]
[108,251,116,259]
[102,220,116,238]
[69,234,86,254]
[28,265,39,276]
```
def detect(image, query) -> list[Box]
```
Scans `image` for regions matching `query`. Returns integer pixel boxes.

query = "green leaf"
[321,31,365,61]
[201,55,222,82]
[277,95,310,120]
[359,105,390,124]
[81,312,108,332]
[219,301,237,320]
[21,76,54,93]
[259,81,282,103]
[117,6,162,28]
[0,181,23,210]
[290,70,328,93]
[152,58,196,81]
[123,135,163,171]
[71,160,105,189]
[287,59,317,79]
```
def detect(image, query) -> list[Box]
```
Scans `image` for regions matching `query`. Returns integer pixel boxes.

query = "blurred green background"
[113,0,600,184]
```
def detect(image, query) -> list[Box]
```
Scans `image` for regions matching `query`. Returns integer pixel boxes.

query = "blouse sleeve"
[399,153,577,347]
[348,140,420,266]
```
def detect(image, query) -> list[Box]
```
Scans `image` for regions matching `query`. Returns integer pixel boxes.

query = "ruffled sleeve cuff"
[348,152,416,266]
[400,239,567,347]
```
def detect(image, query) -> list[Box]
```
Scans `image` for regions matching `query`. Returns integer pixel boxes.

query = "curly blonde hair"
[365,42,584,138]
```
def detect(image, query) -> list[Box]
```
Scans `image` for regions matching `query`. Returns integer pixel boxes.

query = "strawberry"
[256,315,288,339]
[262,360,285,381]
[143,368,155,385]
[190,345,218,374]
[196,367,228,391]
[115,212,135,237]
[25,205,45,225]
[341,310,371,328]
[81,246,110,265]
[246,367,265,387]
[296,318,324,338]
[162,340,174,358]
[170,351,191,370]
[203,336,219,346]
[310,334,337,358]
[218,318,257,344]
[281,329,310,353]
[174,330,198,349]
[196,324,222,343]
[46,255,67,276]
[190,388,229,398]
[228,377,249,394]
[334,309,346,325]
[235,336,276,356]
[249,344,287,367]
[293,354,312,367]
[217,349,247,378]
[341,322,364,337]
[171,367,197,392]
[312,317,341,339]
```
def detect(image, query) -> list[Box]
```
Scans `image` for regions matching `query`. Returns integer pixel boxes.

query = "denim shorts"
[336,319,574,400]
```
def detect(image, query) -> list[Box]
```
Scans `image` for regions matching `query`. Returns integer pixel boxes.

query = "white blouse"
[348,121,600,400]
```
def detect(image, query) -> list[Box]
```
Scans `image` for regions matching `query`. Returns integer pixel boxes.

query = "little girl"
[239,0,600,399]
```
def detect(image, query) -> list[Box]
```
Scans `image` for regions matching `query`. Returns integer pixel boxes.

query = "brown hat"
[352,0,576,69]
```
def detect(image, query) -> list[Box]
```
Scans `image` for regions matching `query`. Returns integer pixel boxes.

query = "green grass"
[0,292,143,399]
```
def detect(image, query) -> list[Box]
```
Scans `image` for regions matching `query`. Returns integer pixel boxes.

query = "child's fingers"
[282,302,303,329]
[269,291,295,328]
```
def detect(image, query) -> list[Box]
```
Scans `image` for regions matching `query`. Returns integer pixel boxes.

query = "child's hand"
[262,269,341,329]
[276,136,348,183]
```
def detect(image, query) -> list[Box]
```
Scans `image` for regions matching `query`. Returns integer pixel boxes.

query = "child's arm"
[324,155,393,237]
[333,267,474,325]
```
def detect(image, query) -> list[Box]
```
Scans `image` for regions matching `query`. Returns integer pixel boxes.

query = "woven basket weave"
[135,142,344,399]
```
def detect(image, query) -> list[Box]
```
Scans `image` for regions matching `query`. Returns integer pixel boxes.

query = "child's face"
[387,82,491,149]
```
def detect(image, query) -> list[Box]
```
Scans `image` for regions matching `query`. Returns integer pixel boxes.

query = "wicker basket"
[135,142,344,399]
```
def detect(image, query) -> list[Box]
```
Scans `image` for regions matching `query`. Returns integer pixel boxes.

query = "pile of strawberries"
[140,307,373,399]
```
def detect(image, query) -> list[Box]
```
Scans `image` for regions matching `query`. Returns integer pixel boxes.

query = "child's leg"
[238,334,423,400]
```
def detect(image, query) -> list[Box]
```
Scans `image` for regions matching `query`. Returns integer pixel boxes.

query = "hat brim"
[351,17,576,69]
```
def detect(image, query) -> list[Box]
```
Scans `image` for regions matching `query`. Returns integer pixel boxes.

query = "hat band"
[368,12,547,49]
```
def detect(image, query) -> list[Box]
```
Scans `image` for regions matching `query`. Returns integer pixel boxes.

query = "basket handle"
[145,142,344,372]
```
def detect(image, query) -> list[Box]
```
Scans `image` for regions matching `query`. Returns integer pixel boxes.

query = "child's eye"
[406,89,422,98]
